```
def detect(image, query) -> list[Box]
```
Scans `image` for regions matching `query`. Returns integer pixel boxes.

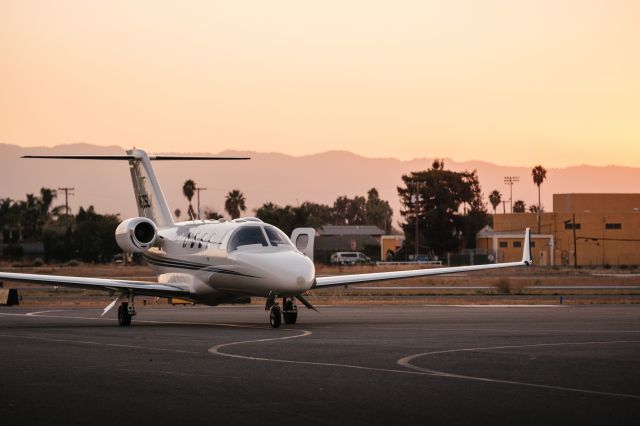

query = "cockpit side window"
[264,226,292,247]
[228,226,269,251]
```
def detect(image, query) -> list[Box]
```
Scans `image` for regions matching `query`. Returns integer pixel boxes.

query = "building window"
[513,241,522,248]
[564,223,581,230]
[605,223,622,230]
[530,241,535,248]
[499,241,508,248]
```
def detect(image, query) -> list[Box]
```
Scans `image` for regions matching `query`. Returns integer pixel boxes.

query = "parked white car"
[330,251,372,265]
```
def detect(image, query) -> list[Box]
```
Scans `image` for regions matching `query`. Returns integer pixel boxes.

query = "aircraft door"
[291,228,315,261]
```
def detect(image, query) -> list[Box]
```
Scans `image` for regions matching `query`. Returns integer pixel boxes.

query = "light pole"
[195,187,207,219]
[503,176,519,213]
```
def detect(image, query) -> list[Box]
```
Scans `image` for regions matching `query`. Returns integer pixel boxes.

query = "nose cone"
[270,251,315,293]
[234,249,315,295]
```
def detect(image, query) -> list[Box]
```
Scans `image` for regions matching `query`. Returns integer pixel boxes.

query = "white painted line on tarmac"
[208,326,640,401]
[0,310,268,329]
[208,329,432,376]
[0,333,202,354]
[423,304,565,308]
[397,340,640,400]
[357,286,493,290]
[25,310,63,316]
[3,309,640,400]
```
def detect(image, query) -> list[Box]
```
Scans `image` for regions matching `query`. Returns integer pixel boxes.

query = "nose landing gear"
[266,297,298,328]
[269,304,281,328]
[282,298,298,325]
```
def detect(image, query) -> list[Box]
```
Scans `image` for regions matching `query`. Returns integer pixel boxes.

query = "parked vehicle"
[330,251,372,265]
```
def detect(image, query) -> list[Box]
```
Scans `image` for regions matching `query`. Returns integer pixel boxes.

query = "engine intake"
[115,217,158,253]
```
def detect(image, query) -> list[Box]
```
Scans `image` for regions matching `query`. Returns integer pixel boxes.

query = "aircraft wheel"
[283,311,297,324]
[118,302,132,326]
[283,298,298,324]
[269,305,282,328]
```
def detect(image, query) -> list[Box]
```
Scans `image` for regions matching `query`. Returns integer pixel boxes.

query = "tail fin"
[522,228,533,265]
[22,149,250,227]
[127,149,174,226]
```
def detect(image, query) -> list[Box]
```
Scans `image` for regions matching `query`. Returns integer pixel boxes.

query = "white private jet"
[0,149,532,328]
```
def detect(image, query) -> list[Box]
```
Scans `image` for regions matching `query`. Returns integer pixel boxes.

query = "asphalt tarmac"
[1,304,639,425]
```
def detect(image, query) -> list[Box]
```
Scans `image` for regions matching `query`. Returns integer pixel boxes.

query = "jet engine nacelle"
[115,217,158,253]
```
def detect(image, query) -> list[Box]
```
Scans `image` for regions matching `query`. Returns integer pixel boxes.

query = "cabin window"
[264,226,292,247]
[228,226,269,251]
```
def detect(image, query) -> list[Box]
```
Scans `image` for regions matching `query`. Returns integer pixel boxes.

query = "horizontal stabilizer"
[22,155,250,161]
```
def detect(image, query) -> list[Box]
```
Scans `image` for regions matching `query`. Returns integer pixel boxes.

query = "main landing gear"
[117,296,136,326]
[266,297,298,328]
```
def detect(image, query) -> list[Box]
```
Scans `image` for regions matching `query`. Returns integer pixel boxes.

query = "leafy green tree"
[332,195,366,225]
[205,209,223,220]
[255,201,332,235]
[397,160,488,256]
[365,188,393,233]
[72,206,120,262]
[225,189,247,219]
[182,179,197,219]
[42,215,74,261]
[513,200,526,213]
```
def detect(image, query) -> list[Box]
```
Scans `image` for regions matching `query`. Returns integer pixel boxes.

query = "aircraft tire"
[283,311,297,324]
[270,306,282,328]
[118,303,132,326]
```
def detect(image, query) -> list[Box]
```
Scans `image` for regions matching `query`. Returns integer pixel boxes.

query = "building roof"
[318,225,385,236]
[554,193,640,213]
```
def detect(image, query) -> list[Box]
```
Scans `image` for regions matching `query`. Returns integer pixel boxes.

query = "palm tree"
[39,187,57,219]
[531,165,547,232]
[182,179,196,219]
[174,208,182,221]
[488,190,502,214]
[224,190,247,219]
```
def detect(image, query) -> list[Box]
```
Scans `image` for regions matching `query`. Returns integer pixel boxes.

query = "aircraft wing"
[0,272,190,299]
[314,228,532,289]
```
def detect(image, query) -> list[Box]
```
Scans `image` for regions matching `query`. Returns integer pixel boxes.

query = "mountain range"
[1,143,639,225]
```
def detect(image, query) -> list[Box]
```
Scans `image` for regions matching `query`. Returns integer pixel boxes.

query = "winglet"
[522,228,533,265]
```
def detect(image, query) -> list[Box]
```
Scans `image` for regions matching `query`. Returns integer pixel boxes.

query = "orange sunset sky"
[1,0,638,167]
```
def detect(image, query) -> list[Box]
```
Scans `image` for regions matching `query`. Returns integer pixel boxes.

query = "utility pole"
[195,187,207,219]
[501,200,507,214]
[572,213,578,269]
[58,187,75,215]
[412,181,422,257]
[503,176,519,213]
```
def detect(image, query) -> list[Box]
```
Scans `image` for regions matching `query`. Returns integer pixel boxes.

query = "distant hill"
[1,143,639,225]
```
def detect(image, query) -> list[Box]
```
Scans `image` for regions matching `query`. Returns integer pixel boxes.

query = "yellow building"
[477,194,640,266]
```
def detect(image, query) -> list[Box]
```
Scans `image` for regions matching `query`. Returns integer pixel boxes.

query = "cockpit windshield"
[228,226,269,251]
[264,226,293,247]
